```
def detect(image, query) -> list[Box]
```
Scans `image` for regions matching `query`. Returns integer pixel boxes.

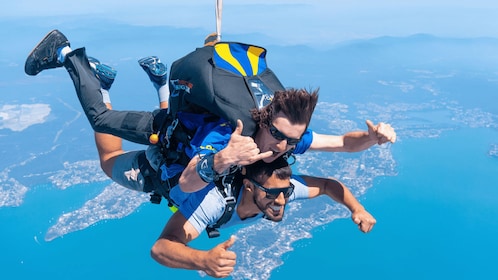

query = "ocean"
[272,127,498,280]
[4,127,497,279]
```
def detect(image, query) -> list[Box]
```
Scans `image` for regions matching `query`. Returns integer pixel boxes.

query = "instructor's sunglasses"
[249,179,295,199]
[269,124,301,146]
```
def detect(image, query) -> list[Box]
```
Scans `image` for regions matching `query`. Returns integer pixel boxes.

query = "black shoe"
[25,30,70,76]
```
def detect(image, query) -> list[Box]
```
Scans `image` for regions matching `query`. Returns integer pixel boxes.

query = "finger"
[368,223,374,232]
[365,222,374,233]
[378,136,389,145]
[217,267,235,278]
[365,119,376,131]
[359,222,370,233]
[252,150,274,161]
[233,119,244,136]
[238,150,274,166]
[221,235,237,250]
[362,222,370,233]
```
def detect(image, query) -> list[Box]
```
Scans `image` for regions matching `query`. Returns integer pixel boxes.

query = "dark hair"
[251,88,319,129]
[244,156,291,184]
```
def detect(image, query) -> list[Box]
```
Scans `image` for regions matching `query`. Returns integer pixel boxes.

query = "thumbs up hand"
[204,235,237,278]
[366,120,397,145]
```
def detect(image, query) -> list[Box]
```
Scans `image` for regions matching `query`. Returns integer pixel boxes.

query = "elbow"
[150,243,161,263]
[150,241,173,268]
[178,175,192,193]
[99,162,113,179]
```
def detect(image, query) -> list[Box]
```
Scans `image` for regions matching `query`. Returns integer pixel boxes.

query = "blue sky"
[3,0,498,46]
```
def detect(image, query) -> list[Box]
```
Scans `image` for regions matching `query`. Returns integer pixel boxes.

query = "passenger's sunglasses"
[268,123,301,145]
[249,178,295,199]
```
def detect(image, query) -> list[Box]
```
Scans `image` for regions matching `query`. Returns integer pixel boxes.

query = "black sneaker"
[25,30,70,76]
[88,57,117,90]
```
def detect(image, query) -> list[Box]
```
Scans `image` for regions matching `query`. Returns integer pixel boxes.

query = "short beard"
[253,194,284,222]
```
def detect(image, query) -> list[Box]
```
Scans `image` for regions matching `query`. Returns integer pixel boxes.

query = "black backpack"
[168,41,285,136]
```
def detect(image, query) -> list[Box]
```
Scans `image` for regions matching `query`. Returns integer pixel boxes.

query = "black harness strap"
[138,152,181,205]
[206,195,237,238]
[205,171,243,238]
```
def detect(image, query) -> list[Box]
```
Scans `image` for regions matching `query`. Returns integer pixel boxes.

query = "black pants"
[63,47,155,145]
[63,47,164,193]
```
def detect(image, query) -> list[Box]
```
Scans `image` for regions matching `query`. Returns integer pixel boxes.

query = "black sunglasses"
[249,178,295,199]
[268,123,301,146]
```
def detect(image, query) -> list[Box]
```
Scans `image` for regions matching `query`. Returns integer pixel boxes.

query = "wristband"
[196,153,218,183]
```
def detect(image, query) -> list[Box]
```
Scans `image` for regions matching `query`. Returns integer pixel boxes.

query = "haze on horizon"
[2,0,497,46]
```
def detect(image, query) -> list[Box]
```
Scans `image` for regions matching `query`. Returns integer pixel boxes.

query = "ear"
[242,179,253,190]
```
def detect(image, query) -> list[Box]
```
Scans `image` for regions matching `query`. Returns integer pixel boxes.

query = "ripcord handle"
[216,0,223,41]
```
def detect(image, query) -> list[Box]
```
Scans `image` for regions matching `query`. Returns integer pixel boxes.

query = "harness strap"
[206,195,236,238]
[205,170,243,238]
[138,152,181,205]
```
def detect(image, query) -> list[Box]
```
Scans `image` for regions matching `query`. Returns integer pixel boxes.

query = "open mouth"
[270,205,281,212]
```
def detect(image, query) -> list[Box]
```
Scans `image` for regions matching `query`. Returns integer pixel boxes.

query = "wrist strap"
[196,153,218,183]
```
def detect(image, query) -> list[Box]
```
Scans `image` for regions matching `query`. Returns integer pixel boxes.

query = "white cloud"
[0,104,51,132]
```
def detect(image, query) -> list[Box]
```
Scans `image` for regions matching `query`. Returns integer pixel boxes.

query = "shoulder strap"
[205,170,244,238]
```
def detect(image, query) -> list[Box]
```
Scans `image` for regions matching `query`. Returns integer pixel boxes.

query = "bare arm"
[151,212,237,278]
[309,120,397,152]
[301,175,376,233]
[179,120,272,193]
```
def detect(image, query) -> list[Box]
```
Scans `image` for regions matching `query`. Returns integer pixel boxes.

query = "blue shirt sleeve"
[292,128,313,154]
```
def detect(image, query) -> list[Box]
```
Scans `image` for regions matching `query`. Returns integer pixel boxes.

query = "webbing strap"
[206,195,236,238]
[216,0,223,41]
[205,170,243,238]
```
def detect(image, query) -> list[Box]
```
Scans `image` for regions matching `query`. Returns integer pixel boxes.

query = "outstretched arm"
[309,120,396,152]
[151,212,237,278]
[301,175,376,233]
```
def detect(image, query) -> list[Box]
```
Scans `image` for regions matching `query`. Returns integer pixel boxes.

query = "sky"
[3,0,498,46]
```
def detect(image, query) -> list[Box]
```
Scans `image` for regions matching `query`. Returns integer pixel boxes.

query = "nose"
[274,139,288,152]
[274,192,286,205]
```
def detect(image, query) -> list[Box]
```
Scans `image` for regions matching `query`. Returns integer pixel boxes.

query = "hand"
[220,120,273,167]
[352,209,376,233]
[204,236,237,278]
[366,120,397,145]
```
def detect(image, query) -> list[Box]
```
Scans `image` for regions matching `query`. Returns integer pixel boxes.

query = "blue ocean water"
[5,127,497,280]
[271,127,498,280]
[2,187,197,279]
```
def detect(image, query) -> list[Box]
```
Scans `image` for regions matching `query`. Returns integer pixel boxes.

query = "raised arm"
[309,120,396,152]
[301,175,376,233]
[151,211,237,278]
